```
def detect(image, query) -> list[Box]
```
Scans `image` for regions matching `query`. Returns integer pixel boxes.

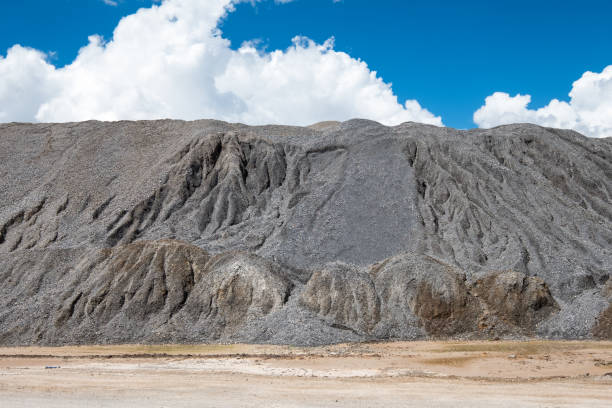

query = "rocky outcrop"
[594,279,612,339]
[300,263,380,335]
[0,240,292,344]
[175,250,293,340]
[593,304,612,339]
[299,253,559,340]
[0,119,610,344]
[471,271,558,335]
[369,253,479,338]
[54,240,209,337]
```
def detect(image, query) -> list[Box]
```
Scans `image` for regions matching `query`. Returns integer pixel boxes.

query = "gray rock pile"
[0,119,610,345]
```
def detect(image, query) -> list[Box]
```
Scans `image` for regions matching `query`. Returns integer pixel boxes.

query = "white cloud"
[474,66,612,138]
[0,45,59,123]
[216,37,441,125]
[0,0,442,127]
[102,0,118,6]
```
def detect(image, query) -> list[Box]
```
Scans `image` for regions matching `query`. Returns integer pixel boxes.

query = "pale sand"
[1,341,611,407]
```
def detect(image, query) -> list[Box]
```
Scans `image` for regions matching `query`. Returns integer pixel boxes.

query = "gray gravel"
[0,119,610,345]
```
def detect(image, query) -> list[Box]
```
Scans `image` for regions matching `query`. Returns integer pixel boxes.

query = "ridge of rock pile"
[0,119,610,345]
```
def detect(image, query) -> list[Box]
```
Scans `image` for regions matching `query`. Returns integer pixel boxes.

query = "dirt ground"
[1,340,611,407]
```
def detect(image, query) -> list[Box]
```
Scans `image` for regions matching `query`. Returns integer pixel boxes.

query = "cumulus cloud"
[0,0,442,127]
[216,37,441,125]
[102,0,118,6]
[474,66,612,138]
[0,45,59,123]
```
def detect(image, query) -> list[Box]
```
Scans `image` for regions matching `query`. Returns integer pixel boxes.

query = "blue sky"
[223,0,612,129]
[0,0,611,136]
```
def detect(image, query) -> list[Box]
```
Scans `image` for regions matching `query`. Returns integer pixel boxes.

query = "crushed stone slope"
[0,119,610,345]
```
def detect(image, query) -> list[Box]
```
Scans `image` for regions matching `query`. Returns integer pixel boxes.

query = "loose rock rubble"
[0,119,610,344]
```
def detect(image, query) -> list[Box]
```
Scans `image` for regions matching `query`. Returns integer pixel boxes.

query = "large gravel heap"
[0,119,610,345]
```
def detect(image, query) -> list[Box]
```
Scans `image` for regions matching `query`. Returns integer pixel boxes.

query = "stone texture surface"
[0,119,610,344]
[471,271,559,335]
[300,262,380,335]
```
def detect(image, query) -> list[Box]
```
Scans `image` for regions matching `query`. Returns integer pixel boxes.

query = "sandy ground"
[1,341,611,407]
